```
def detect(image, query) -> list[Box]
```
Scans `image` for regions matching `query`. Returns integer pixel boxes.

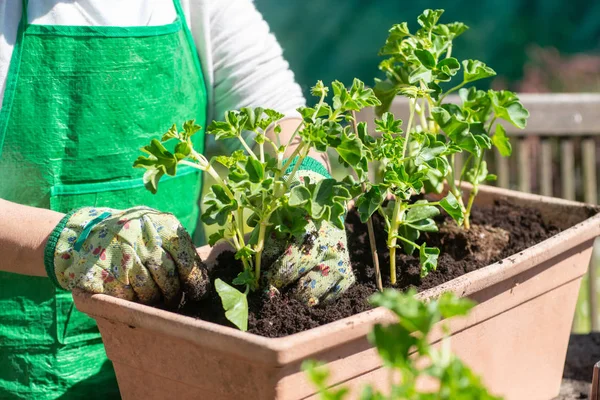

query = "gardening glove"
[44,206,210,305]
[263,157,355,306]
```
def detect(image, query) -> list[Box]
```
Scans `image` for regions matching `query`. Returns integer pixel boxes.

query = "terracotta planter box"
[73,185,600,400]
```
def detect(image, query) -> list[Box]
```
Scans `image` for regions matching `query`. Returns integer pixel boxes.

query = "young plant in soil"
[374,9,529,230]
[133,79,379,330]
[342,109,462,284]
[303,289,500,400]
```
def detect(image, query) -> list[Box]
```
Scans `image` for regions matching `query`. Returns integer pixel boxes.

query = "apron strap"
[20,0,28,27]
[0,0,28,157]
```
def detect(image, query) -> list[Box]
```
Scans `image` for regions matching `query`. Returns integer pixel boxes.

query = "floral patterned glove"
[44,206,209,305]
[263,157,355,306]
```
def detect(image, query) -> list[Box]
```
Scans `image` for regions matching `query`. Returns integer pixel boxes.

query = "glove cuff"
[284,156,331,179]
[44,209,77,289]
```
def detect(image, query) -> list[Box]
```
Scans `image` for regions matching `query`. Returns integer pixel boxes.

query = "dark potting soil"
[177,199,586,338]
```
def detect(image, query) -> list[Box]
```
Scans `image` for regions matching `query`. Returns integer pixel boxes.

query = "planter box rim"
[73,185,600,366]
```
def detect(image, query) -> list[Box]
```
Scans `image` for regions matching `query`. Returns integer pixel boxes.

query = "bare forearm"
[0,199,64,276]
[270,117,330,172]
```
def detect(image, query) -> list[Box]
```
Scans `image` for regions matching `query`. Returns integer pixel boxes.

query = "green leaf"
[201,185,238,226]
[369,288,438,335]
[215,279,248,331]
[492,124,512,157]
[436,57,460,78]
[440,192,464,226]
[397,225,419,255]
[336,128,366,167]
[420,246,439,277]
[133,138,181,194]
[207,110,247,140]
[466,160,490,185]
[438,291,475,318]
[161,124,179,142]
[245,158,264,183]
[368,323,418,369]
[374,112,403,135]
[232,270,256,286]
[406,202,440,223]
[174,141,191,159]
[489,90,529,129]
[446,22,469,38]
[235,246,255,261]
[270,205,309,236]
[289,185,311,206]
[417,9,444,29]
[182,120,201,140]
[356,186,386,223]
[409,65,433,84]
[373,78,398,116]
[311,80,329,98]
[141,168,164,195]
[462,60,496,83]
[414,49,436,69]
[208,229,226,246]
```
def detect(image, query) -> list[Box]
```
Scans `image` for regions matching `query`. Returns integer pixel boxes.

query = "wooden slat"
[583,138,598,204]
[495,148,509,188]
[561,139,576,200]
[360,94,600,136]
[518,138,531,193]
[583,138,598,331]
[540,138,553,197]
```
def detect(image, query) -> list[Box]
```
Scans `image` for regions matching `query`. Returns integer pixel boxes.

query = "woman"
[0,1,353,398]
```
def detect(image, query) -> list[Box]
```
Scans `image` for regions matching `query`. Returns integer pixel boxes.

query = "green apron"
[0,1,208,398]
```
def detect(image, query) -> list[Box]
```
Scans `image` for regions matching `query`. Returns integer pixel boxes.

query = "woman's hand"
[48,206,210,305]
[261,158,355,306]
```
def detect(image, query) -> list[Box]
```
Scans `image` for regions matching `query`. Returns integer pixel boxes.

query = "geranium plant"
[374,9,529,229]
[134,79,379,330]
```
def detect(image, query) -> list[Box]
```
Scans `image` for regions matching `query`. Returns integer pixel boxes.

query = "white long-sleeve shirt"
[0,0,305,153]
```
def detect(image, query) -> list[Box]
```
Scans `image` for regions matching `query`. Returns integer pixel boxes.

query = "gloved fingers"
[144,212,210,301]
[263,226,322,289]
[319,273,356,304]
[136,213,183,305]
[293,265,345,306]
[292,252,355,306]
[125,247,162,304]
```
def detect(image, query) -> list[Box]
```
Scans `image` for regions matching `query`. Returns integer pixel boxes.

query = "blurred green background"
[254,0,600,96]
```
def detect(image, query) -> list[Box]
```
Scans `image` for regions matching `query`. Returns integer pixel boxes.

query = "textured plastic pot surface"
[73,185,600,400]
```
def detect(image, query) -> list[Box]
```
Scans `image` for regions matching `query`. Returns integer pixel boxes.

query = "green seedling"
[303,289,501,400]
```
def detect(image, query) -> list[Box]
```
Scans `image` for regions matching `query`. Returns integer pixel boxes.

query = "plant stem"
[446,154,468,226]
[387,200,405,285]
[446,43,453,59]
[254,222,267,283]
[438,81,467,105]
[463,153,484,229]
[259,138,265,163]
[417,97,428,131]
[237,135,259,161]
[402,99,416,158]
[284,145,309,188]
[395,234,421,251]
[350,111,382,291]
[280,144,303,177]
